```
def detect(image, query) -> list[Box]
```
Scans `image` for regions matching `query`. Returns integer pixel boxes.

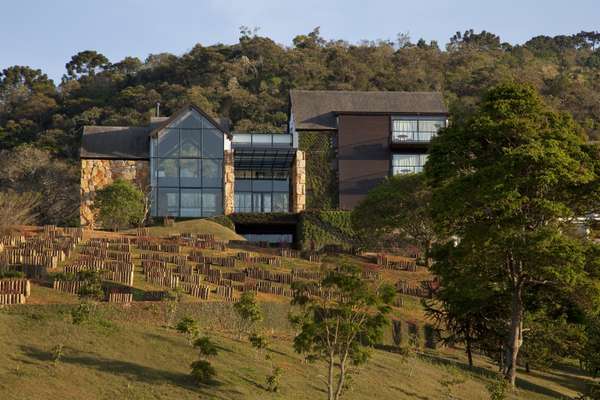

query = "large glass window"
[392,117,446,143]
[151,110,224,217]
[233,169,291,213]
[392,154,428,175]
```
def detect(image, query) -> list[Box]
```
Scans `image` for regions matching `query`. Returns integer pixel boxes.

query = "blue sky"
[1,0,598,83]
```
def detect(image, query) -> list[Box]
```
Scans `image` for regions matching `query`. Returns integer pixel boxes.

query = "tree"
[425,83,600,386]
[0,191,39,234]
[352,173,435,265]
[424,241,509,367]
[0,146,78,225]
[176,316,200,345]
[65,50,110,79]
[94,179,145,231]
[190,336,219,385]
[233,292,263,338]
[290,265,395,400]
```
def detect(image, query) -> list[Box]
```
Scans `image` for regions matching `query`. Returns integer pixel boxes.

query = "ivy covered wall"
[297,210,357,251]
[298,131,338,209]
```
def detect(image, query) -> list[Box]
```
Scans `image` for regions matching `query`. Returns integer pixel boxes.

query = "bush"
[71,302,93,325]
[265,366,283,392]
[233,292,263,337]
[95,179,145,230]
[190,360,216,385]
[486,376,509,400]
[193,336,219,358]
[176,316,200,344]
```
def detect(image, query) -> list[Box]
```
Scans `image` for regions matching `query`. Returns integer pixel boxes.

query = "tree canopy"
[2,29,600,160]
[425,82,600,385]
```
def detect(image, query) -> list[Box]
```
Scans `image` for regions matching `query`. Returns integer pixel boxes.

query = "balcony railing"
[232,133,293,148]
[392,166,425,175]
[391,131,437,143]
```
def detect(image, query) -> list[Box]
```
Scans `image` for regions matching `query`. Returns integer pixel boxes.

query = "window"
[234,192,252,213]
[273,193,289,212]
[157,188,179,216]
[180,159,201,187]
[392,154,428,175]
[202,190,221,216]
[156,159,178,186]
[202,159,222,187]
[181,190,202,217]
[233,169,291,213]
[157,129,179,157]
[392,117,446,142]
[150,110,225,218]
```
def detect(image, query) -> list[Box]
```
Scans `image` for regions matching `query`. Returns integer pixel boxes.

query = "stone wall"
[80,159,150,227]
[223,150,235,215]
[291,150,306,213]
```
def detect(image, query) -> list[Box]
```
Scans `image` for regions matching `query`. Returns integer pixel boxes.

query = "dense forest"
[1,28,600,224]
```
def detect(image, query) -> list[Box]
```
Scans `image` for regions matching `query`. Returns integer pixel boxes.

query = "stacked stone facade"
[80,159,150,227]
[223,150,235,215]
[291,150,306,213]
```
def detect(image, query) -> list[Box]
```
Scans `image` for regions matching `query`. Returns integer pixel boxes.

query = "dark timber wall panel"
[338,115,390,210]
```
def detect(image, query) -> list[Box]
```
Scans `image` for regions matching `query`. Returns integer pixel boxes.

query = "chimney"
[155,102,161,117]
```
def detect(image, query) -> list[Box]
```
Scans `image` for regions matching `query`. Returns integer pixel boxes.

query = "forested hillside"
[1,28,600,224]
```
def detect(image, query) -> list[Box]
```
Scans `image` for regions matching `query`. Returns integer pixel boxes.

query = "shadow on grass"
[17,345,244,399]
[390,385,431,400]
[417,352,579,399]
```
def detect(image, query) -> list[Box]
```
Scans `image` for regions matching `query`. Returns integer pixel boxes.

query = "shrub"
[190,360,216,385]
[233,292,263,337]
[71,302,93,325]
[176,316,200,345]
[95,179,145,230]
[265,366,283,392]
[486,376,509,400]
[193,336,218,358]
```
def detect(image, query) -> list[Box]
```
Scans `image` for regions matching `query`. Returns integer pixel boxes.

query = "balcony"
[391,131,437,143]
[232,133,293,149]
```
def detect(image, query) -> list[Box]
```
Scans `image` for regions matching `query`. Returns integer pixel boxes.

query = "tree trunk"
[505,281,523,387]
[334,357,346,400]
[422,239,432,268]
[465,336,473,367]
[328,352,335,400]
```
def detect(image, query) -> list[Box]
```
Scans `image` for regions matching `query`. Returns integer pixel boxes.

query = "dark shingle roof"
[80,105,232,160]
[290,90,448,130]
[80,126,150,159]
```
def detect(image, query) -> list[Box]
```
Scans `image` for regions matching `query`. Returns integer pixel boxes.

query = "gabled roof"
[80,104,231,160]
[81,126,150,159]
[289,90,448,131]
[148,104,232,139]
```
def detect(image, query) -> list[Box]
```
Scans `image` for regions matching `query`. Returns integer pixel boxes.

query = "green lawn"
[0,303,593,400]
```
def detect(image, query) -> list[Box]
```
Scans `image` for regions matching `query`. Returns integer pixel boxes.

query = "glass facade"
[391,116,446,143]
[234,170,290,213]
[392,154,429,175]
[151,111,224,217]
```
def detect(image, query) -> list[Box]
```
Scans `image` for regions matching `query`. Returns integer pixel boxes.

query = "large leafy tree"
[425,83,600,386]
[352,173,435,265]
[290,265,395,400]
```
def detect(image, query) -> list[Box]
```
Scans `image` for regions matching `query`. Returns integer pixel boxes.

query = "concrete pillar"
[291,150,306,213]
[223,149,235,215]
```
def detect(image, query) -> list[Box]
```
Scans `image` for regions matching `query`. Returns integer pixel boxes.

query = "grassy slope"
[0,304,592,400]
[123,219,244,241]
[4,226,595,399]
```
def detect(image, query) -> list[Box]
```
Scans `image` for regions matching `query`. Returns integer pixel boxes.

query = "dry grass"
[0,303,592,400]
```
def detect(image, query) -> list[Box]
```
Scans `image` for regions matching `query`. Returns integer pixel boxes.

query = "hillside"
[0,225,597,399]
[0,304,592,400]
